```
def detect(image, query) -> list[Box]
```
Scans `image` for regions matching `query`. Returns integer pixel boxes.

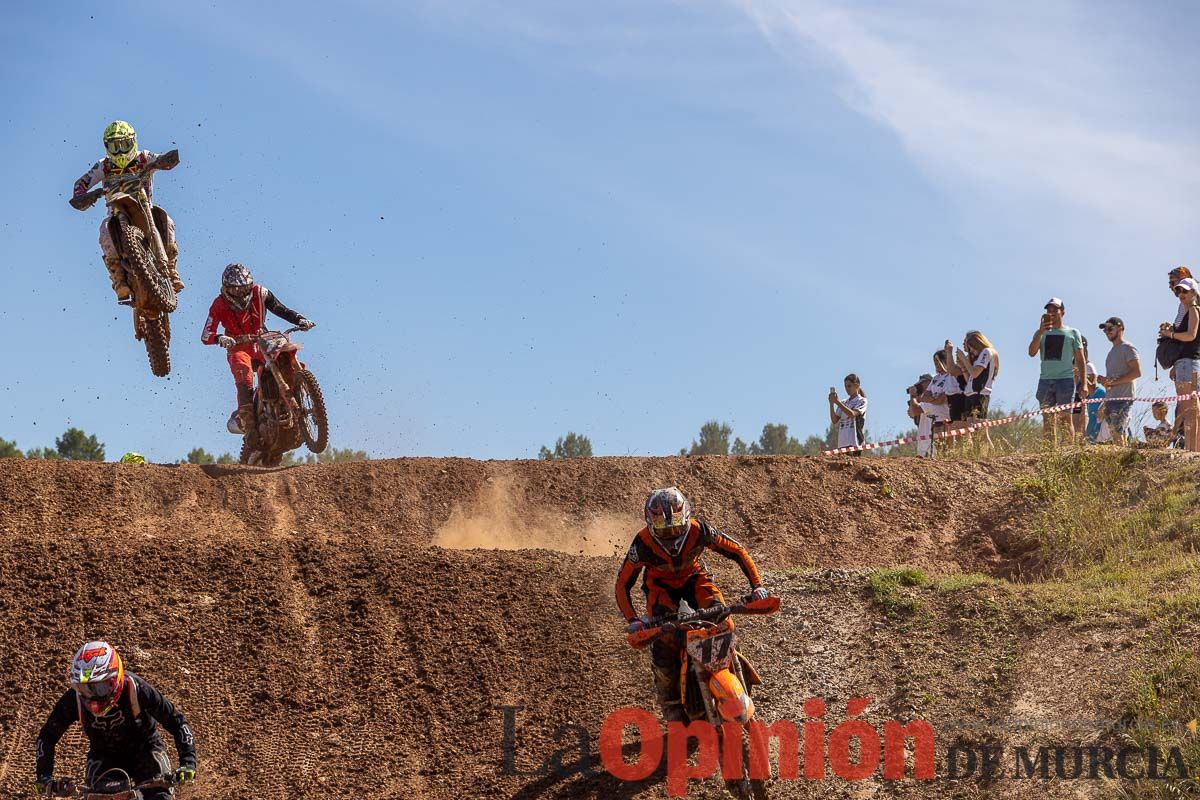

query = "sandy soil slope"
[0,456,1151,798]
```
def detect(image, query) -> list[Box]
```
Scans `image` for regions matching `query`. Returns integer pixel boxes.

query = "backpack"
[1157,336,1186,370]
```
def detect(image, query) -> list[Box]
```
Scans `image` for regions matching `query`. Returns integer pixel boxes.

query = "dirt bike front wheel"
[141,314,171,377]
[294,369,329,453]
[117,214,177,313]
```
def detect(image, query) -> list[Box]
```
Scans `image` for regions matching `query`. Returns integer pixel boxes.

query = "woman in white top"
[829,373,868,455]
[950,331,999,454]
[917,352,957,457]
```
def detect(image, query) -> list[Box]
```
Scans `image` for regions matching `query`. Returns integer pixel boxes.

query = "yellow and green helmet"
[120,452,146,464]
[103,120,138,169]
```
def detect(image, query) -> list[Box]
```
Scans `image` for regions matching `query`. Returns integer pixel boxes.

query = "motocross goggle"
[73,677,119,701]
[651,521,690,552]
[105,136,136,158]
[223,284,253,306]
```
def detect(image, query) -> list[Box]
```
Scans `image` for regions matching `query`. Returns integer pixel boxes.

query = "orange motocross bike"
[229,326,328,466]
[69,150,179,377]
[628,594,780,800]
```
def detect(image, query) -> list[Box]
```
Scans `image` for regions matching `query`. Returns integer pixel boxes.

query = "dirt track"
[0,456,1145,798]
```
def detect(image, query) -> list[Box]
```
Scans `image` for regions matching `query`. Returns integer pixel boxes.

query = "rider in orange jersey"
[615,487,768,721]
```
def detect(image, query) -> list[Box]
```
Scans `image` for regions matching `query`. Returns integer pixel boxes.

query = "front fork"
[262,359,299,429]
[135,190,170,269]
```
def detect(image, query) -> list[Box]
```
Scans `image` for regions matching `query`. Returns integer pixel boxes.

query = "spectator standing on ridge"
[1071,337,1098,437]
[1028,298,1087,445]
[1095,317,1140,445]
[941,340,968,428]
[1162,278,1200,451]
[1086,377,1107,443]
[950,330,999,454]
[1166,267,1195,436]
[916,355,956,457]
[829,374,868,456]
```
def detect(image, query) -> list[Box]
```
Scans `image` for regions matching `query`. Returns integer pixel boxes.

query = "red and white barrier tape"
[822,392,1199,456]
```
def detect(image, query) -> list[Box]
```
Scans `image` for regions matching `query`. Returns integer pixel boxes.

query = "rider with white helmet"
[35,641,197,797]
[615,487,769,721]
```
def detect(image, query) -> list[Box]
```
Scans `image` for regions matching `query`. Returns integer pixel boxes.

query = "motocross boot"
[238,403,261,454]
[104,257,131,303]
[653,664,686,723]
[166,250,185,293]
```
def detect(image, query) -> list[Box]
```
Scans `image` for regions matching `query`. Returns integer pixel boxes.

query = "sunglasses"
[1174,287,1189,296]
[1103,326,1118,333]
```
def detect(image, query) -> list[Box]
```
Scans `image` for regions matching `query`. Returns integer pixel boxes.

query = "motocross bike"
[69,150,179,377]
[627,594,780,800]
[45,767,174,799]
[228,326,328,466]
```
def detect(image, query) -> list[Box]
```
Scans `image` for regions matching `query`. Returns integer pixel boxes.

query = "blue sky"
[1,1,1197,460]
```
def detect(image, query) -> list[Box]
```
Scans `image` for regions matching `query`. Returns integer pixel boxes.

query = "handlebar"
[47,778,173,797]
[67,150,179,210]
[626,594,780,649]
[228,326,308,346]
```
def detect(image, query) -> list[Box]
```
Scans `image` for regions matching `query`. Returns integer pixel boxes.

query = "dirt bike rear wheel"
[142,315,171,377]
[294,369,329,453]
[116,214,177,313]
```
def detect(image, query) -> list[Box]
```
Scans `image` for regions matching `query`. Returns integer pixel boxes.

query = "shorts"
[1102,400,1132,435]
[1175,358,1200,385]
[948,394,966,422]
[1036,377,1076,409]
[963,394,990,420]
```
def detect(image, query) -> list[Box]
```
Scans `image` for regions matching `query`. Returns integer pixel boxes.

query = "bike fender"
[737,652,762,687]
[708,668,754,723]
[741,596,781,615]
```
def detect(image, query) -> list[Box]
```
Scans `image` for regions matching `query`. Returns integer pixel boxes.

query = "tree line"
[536,421,842,459]
[539,407,1041,458]
[0,428,368,464]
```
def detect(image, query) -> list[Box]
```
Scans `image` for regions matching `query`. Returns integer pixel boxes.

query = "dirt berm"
[0,456,1162,798]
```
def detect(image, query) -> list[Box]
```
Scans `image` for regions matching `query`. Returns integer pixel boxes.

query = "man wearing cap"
[1095,317,1140,445]
[1094,316,1137,443]
[1028,298,1087,443]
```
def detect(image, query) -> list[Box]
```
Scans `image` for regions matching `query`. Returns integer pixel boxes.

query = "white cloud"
[732,0,1200,245]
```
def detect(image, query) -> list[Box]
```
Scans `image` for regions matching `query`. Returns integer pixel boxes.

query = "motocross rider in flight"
[200,263,315,455]
[71,120,184,302]
[615,487,769,722]
[34,641,197,798]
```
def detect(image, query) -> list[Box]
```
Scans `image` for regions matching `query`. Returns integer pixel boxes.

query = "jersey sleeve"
[200,298,224,345]
[702,523,764,589]
[138,679,197,769]
[614,542,645,622]
[35,690,79,781]
[73,161,104,197]
[264,290,304,326]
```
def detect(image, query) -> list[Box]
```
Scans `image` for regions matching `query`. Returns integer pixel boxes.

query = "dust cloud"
[434,476,631,557]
